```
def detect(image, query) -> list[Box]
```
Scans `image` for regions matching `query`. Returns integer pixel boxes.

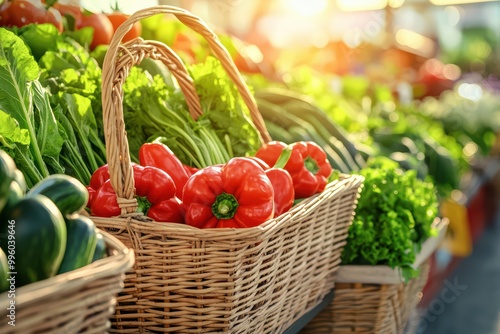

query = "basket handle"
[102,5,271,215]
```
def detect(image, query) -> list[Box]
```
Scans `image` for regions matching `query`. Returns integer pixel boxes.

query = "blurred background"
[77,0,500,333]
[82,0,500,94]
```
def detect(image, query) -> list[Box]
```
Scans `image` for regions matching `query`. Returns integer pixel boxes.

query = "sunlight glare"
[286,0,329,17]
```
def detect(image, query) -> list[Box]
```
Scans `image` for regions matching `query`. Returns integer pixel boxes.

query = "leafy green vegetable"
[0,110,30,146]
[420,88,500,156]
[341,157,438,282]
[121,66,227,166]
[121,57,262,167]
[20,24,106,184]
[185,57,262,157]
[0,26,106,187]
[17,23,59,60]
[0,28,64,187]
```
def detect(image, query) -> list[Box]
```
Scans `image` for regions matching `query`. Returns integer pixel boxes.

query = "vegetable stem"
[211,193,239,219]
[14,146,43,188]
[274,147,292,169]
[25,93,50,178]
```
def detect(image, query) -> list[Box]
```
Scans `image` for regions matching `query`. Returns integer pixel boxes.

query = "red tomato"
[52,3,82,27]
[77,11,113,50]
[173,33,194,55]
[0,0,63,31]
[106,12,141,42]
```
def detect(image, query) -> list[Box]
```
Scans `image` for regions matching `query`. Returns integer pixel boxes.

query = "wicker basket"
[300,218,448,334]
[92,5,364,333]
[0,230,134,334]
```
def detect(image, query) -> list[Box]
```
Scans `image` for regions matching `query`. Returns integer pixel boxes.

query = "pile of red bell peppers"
[86,140,333,228]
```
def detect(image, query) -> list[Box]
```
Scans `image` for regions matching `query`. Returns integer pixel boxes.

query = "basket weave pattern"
[93,5,364,333]
[0,231,134,334]
[94,177,361,333]
[300,261,431,334]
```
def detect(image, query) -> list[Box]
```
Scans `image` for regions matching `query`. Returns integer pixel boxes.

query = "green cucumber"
[91,232,107,263]
[57,215,98,274]
[0,195,66,287]
[27,174,89,216]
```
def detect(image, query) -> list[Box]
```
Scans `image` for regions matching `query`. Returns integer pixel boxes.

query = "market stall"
[0,0,498,333]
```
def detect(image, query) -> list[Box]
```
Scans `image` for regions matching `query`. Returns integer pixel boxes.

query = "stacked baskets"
[91,5,364,333]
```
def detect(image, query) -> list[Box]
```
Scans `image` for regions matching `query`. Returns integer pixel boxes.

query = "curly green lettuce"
[341,157,438,281]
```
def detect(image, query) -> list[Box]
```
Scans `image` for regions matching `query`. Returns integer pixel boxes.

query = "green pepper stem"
[212,193,239,219]
[136,196,151,215]
[305,156,320,175]
[273,146,292,169]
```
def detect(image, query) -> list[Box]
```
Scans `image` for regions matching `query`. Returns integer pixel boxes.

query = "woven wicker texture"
[94,5,364,333]
[94,176,362,333]
[0,231,134,334]
[300,261,431,334]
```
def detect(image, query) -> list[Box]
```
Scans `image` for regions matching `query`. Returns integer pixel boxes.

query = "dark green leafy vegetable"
[341,157,438,281]
[0,25,106,187]
[0,28,64,188]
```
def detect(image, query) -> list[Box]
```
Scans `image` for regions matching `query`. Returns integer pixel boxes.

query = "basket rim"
[90,174,364,240]
[0,230,134,309]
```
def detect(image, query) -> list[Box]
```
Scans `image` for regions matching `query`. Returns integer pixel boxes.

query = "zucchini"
[91,232,107,263]
[27,174,89,216]
[0,195,66,287]
[57,215,98,274]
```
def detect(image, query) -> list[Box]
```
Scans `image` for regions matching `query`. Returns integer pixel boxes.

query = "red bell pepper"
[183,157,274,228]
[183,164,199,176]
[89,180,121,217]
[147,197,184,223]
[87,164,184,223]
[255,141,332,199]
[89,164,111,190]
[139,142,190,198]
[265,169,294,217]
[249,156,295,218]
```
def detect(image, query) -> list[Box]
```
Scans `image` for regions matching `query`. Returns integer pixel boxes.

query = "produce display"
[0,149,105,292]
[0,1,498,332]
[250,71,473,198]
